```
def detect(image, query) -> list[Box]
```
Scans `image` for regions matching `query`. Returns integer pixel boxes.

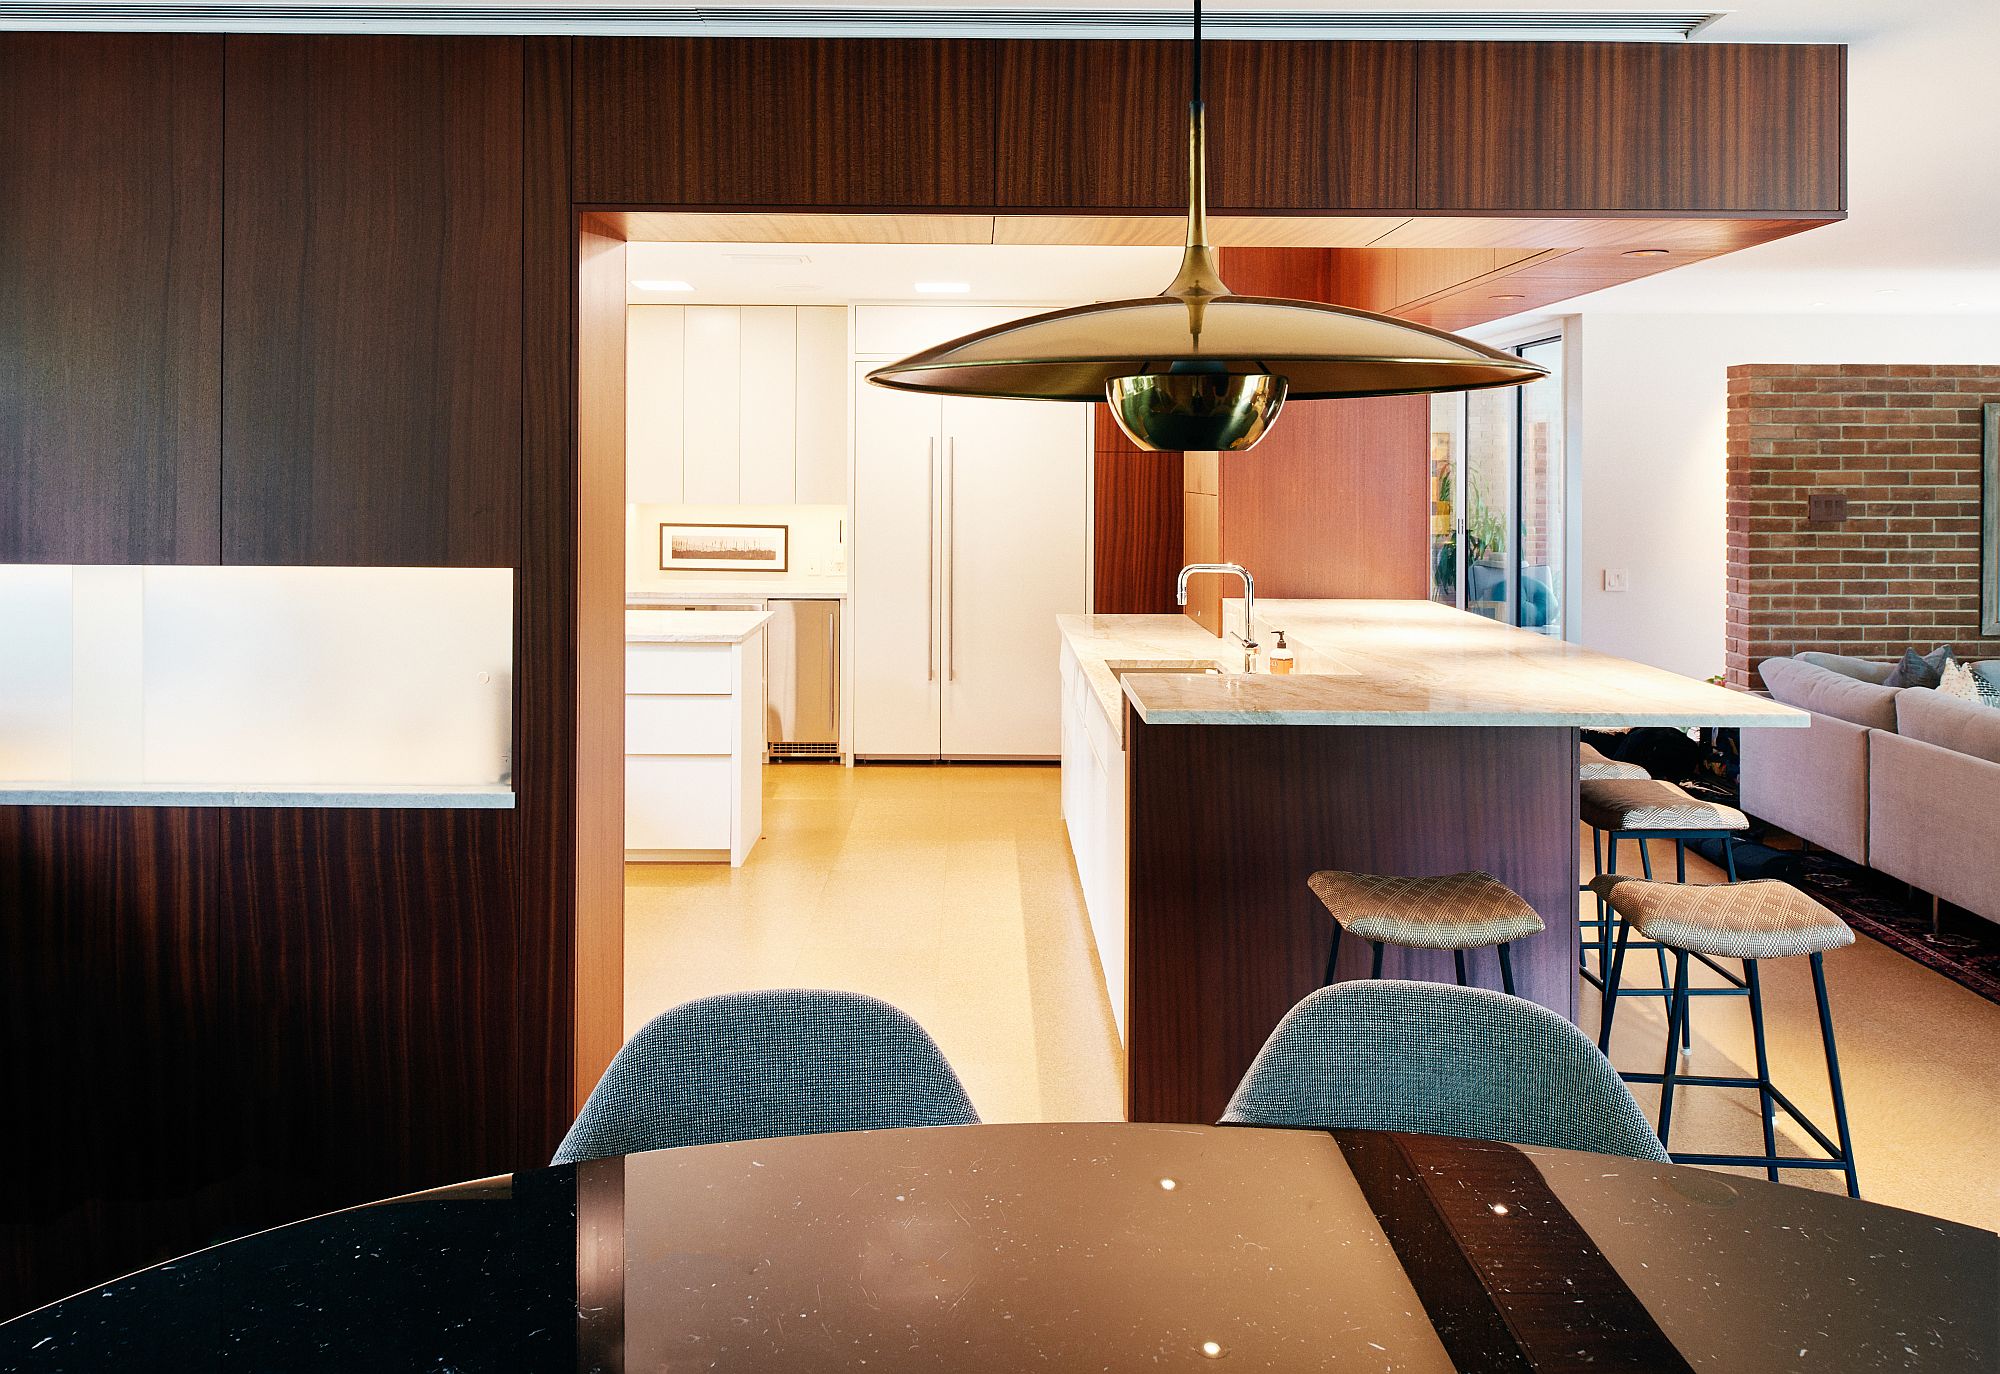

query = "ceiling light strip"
[0,6,1724,40]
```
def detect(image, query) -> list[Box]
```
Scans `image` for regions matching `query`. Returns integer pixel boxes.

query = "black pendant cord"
[1191,0,1204,109]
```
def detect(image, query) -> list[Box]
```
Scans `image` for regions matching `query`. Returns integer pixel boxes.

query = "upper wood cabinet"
[1417,42,1846,213]
[573,38,997,208]
[221,36,524,566]
[0,34,222,564]
[994,41,1418,213]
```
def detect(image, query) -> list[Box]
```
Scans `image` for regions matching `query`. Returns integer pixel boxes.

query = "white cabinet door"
[940,396,1089,757]
[852,373,942,756]
[738,307,798,504]
[626,756,733,851]
[627,306,684,503]
[682,306,742,503]
[794,307,849,504]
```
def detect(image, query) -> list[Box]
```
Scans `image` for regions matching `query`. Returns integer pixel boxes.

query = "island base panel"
[1124,714,1579,1124]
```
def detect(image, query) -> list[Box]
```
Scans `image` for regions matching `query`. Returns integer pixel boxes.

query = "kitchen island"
[1057,599,1803,1124]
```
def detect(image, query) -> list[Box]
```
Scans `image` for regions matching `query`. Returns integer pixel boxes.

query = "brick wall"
[1725,364,2000,689]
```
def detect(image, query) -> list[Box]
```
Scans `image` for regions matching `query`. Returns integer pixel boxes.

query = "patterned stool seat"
[1580,778,1748,834]
[1307,870,1545,950]
[1580,741,1649,781]
[1589,877,1855,960]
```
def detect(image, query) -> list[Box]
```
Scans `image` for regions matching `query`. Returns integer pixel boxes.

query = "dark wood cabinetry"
[221,36,524,566]
[0,34,222,564]
[1417,42,1845,213]
[573,38,997,208]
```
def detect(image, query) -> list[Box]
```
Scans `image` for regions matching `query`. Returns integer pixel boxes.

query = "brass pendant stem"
[1166,100,1229,304]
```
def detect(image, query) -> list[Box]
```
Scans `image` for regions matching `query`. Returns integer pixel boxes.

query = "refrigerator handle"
[946,437,956,682]
[926,438,936,682]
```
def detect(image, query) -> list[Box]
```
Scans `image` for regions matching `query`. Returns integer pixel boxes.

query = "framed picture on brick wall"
[1984,403,2000,636]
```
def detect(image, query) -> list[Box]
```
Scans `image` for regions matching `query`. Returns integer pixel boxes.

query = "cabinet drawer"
[626,695,734,755]
[626,756,732,850]
[626,643,731,695]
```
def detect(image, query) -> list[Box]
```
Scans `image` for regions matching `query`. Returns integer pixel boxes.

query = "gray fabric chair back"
[554,989,979,1165]
[1222,980,1669,1162]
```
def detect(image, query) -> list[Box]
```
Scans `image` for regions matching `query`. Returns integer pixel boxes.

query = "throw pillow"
[1938,660,1983,704]
[1884,643,1955,689]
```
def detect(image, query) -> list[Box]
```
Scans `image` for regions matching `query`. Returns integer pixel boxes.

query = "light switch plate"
[1602,569,1630,593]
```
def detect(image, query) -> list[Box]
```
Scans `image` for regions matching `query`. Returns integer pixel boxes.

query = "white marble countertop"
[0,783,516,809]
[628,577,846,603]
[625,609,773,644]
[1060,599,1806,729]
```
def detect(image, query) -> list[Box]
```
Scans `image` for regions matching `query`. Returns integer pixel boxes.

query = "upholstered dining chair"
[554,989,980,1165]
[1222,980,1669,1162]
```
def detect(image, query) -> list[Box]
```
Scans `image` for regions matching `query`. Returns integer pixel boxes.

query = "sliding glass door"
[1428,335,1567,637]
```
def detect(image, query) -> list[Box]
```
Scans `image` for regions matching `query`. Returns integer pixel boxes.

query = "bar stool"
[1592,875,1859,1197]
[1576,745,1649,978]
[1580,778,1748,996]
[1308,870,1545,995]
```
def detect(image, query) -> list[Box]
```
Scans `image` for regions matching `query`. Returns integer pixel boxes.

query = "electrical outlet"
[1602,569,1630,593]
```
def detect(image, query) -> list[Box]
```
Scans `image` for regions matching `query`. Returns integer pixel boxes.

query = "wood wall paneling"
[1092,406,1184,615]
[1123,719,1578,1124]
[1181,451,1222,634]
[1416,42,1845,213]
[0,808,228,1316]
[573,38,997,208]
[573,221,629,1108]
[994,41,1417,213]
[221,35,524,565]
[0,34,222,563]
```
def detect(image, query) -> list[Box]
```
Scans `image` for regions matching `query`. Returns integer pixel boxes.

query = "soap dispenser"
[1268,629,1295,675]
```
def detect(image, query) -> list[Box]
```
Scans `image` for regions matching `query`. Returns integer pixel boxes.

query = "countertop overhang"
[625,609,773,644]
[1060,600,1806,730]
[0,783,516,809]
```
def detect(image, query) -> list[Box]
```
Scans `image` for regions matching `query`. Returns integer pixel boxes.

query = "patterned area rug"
[1790,850,2000,1007]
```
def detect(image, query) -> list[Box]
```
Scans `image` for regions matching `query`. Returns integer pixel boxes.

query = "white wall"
[1571,312,2000,678]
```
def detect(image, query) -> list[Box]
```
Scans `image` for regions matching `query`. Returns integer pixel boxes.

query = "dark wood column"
[1123,714,1578,1124]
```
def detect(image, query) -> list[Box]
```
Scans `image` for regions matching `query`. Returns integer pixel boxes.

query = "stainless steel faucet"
[1176,563,1258,672]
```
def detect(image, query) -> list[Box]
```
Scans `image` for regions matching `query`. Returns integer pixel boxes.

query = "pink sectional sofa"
[1740,653,2000,925]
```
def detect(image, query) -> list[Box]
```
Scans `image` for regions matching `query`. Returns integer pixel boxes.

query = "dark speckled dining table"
[3,1123,1993,1371]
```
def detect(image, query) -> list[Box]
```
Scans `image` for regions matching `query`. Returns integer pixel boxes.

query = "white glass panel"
[142,567,513,787]
[0,565,75,781]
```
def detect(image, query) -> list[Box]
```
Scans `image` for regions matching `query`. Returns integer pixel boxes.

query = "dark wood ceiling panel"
[574,38,998,208]
[995,40,1417,213]
[0,34,221,564]
[221,35,524,566]
[1416,42,1845,213]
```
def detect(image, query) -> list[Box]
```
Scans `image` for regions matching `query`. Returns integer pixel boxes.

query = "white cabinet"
[681,306,743,504]
[627,306,685,504]
[625,635,766,865]
[1059,638,1127,1040]
[852,353,1090,760]
[627,304,848,506]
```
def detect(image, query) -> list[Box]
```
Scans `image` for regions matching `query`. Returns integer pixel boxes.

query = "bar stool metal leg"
[1497,942,1516,996]
[1599,920,1634,1053]
[1453,949,1469,986]
[1322,922,1342,988]
[1809,951,1862,1199]
[1369,941,1384,979]
[1743,958,1780,1183]
[1655,952,1692,1152]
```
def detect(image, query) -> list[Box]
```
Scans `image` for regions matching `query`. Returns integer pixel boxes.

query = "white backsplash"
[627,502,848,590]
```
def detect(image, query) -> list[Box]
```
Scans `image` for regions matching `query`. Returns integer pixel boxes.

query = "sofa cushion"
[1758,656,1900,732]
[1797,651,1896,685]
[1883,644,1955,689]
[1895,685,2000,767]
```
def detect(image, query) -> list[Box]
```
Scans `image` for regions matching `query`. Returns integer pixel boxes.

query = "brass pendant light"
[866,0,1548,452]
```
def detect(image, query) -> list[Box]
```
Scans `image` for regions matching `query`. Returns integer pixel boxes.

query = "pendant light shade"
[864,0,1547,451]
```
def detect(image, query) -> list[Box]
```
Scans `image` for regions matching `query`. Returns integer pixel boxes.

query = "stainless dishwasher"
[764,598,840,760]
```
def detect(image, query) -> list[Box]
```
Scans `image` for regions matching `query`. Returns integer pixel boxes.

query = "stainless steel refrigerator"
[764,598,840,760]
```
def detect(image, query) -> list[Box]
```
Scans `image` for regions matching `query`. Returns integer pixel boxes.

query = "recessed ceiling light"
[1489,293,1526,302]
[1622,248,1671,258]
[633,279,694,293]
[915,281,972,294]
[725,253,810,266]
